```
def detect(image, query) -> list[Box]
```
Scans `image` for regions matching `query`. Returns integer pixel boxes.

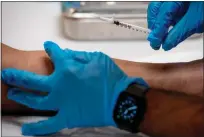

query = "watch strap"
[126,83,148,97]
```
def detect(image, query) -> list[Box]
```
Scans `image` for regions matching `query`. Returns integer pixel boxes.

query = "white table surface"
[1,2,203,137]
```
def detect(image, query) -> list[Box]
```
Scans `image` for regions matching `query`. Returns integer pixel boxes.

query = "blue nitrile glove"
[62,1,81,12]
[147,2,204,51]
[1,41,149,136]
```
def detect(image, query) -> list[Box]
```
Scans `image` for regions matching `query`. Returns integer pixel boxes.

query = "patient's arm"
[114,58,204,98]
[1,43,204,137]
[2,43,203,98]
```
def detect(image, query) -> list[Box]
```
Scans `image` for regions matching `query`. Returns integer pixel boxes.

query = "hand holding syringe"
[93,14,151,34]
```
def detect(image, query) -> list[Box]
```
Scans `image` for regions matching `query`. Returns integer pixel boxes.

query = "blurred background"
[1,2,203,63]
[62,1,150,40]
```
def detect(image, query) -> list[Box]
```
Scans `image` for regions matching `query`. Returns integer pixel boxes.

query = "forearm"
[140,89,204,137]
[2,43,53,112]
[114,58,204,97]
[2,43,203,97]
[1,43,53,75]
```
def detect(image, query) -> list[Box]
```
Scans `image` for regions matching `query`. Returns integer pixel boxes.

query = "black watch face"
[113,92,146,133]
[116,96,137,123]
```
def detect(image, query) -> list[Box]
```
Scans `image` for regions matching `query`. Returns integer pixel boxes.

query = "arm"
[114,59,204,98]
[1,43,204,137]
[1,44,54,112]
[2,43,203,98]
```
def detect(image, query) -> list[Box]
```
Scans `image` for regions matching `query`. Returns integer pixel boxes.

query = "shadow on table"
[2,116,149,137]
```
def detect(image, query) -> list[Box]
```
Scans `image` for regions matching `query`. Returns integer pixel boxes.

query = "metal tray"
[62,2,202,41]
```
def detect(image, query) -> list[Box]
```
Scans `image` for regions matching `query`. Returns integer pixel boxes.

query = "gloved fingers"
[162,7,200,51]
[147,2,163,29]
[185,2,204,34]
[22,112,66,136]
[147,2,184,50]
[44,41,65,65]
[1,68,50,92]
[170,2,190,26]
[7,88,57,110]
[64,49,92,63]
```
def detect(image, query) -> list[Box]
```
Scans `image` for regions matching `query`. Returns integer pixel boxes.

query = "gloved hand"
[147,2,204,51]
[1,41,148,136]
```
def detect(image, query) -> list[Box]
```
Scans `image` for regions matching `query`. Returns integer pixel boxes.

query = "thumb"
[147,2,185,50]
[44,41,65,64]
[162,2,204,51]
[162,21,195,51]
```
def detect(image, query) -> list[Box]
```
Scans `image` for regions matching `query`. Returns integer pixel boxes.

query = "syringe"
[93,14,151,34]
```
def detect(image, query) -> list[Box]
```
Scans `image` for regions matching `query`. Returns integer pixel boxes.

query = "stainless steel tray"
[62,2,201,41]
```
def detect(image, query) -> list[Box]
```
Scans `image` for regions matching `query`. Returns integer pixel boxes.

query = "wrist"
[1,46,29,112]
[113,59,161,88]
[111,76,149,132]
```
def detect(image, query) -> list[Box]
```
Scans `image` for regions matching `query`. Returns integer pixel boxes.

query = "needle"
[93,14,151,34]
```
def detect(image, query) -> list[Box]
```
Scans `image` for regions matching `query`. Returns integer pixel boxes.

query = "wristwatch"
[113,83,148,133]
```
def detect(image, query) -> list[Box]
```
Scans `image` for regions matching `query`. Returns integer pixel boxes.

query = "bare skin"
[1,43,204,137]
